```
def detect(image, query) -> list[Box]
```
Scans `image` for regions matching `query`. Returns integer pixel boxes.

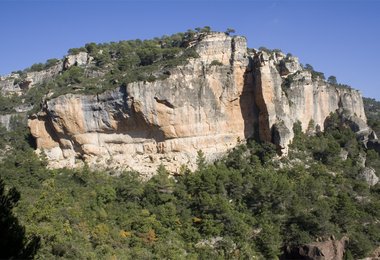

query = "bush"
[210,60,223,66]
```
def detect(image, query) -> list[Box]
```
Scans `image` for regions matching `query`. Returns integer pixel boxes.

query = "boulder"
[358,167,379,186]
[282,236,348,260]
[63,52,90,69]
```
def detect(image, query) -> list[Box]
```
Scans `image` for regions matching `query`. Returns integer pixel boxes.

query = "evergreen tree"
[0,179,40,259]
[327,75,338,85]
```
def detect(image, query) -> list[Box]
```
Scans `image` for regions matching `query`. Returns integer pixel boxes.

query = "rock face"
[0,114,14,130]
[358,167,379,186]
[0,74,21,95]
[29,33,256,174]
[252,51,368,153]
[25,33,372,174]
[63,52,91,69]
[23,61,63,89]
[282,237,348,260]
[0,52,90,97]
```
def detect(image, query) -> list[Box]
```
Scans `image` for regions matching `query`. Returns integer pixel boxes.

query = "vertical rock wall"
[29,33,258,175]
[252,50,368,153]
[22,33,372,173]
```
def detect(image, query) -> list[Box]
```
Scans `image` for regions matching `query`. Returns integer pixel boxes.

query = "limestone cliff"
[0,32,371,174]
[252,50,369,154]
[28,33,257,174]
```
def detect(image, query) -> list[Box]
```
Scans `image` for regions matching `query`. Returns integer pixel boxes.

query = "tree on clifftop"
[225,28,236,35]
[327,75,338,85]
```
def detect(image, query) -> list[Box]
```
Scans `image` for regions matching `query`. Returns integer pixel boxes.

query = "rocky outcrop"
[0,112,29,131]
[22,61,63,90]
[252,51,368,154]
[0,74,22,95]
[0,52,91,97]
[25,32,372,174]
[0,52,93,130]
[63,52,91,69]
[0,114,14,130]
[0,66,62,96]
[358,167,379,186]
[282,236,348,260]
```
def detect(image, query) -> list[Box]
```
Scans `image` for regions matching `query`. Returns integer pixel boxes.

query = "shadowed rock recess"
[1,32,375,175]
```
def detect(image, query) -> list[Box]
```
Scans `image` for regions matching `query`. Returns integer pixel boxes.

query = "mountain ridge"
[0,31,378,175]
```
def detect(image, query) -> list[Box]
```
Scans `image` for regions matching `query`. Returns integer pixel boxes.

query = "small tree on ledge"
[196,150,207,170]
[225,28,236,35]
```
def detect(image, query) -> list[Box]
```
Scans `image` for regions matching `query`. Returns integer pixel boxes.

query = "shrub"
[210,60,223,66]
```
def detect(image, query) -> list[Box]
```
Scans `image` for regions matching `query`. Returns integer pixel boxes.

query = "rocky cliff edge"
[1,32,371,175]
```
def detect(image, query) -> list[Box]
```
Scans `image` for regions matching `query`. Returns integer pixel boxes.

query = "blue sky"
[1,0,379,100]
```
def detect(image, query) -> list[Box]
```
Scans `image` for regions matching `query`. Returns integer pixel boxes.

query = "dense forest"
[1,107,380,259]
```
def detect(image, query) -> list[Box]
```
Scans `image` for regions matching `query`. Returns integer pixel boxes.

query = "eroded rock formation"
[1,32,372,175]
[282,236,348,260]
[28,33,257,174]
[0,52,90,96]
[358,167,379,186]
[252,50,368,154]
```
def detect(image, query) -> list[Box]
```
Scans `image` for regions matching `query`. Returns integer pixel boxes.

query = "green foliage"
[281,73,295,90]
[325,74,353,90]
[1,120,380,259]
[68,47,87,55]
[225,28,236,35]
[0,94,21,114]
[26,58,60,72]
[304,63,325,80]
[0,179,40,259]
[200,26,211,33]
[196,150,207,170]
[258,47,282,56]
[304,63,314,71]
[364,97,380,135]
[366,149,380,173]
[54,31,200,96]
[327,75,338,85]
[258,46,271,53]
[210,60,223,66]
[1,28,205,113]
[28,63,45,72]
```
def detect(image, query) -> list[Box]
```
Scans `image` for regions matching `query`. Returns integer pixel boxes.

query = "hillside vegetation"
[1,112,380,259]
[0,26,349,117]
[364,97,380,135]
[0,28,208,115]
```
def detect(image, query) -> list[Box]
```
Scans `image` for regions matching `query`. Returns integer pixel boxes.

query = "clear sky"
[1,0,379,100]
